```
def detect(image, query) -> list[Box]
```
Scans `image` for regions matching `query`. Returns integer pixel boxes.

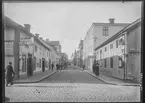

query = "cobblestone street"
[39,67,106,84]
[5,66,140,102]
[5,83,140,102]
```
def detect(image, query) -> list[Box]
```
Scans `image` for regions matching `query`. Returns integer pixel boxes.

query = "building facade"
[4,16,59,78]
[83,18,130,71]
[77,40,83,67]
[4,16,35,78]
[95,18,141,82]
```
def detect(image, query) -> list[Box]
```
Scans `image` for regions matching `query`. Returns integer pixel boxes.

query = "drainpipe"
[32,37,35,72]
[123,31,128,81]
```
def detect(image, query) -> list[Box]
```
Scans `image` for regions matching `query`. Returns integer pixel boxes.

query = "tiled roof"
[4,16,52,51]
[4,16,21,27]
[48,41,60,46]
[4,16,34,37]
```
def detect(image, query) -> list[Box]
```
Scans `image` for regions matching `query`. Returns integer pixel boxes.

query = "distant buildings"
[77,40,83,67]
[61,52,68,64]
[4,16,61,78]
[83,18,130,71]
[47,41,61,53]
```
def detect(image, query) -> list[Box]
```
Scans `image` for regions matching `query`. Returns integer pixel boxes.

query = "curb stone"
[84,71,116,85]
[84,71,140,86]
[13,71,57,84]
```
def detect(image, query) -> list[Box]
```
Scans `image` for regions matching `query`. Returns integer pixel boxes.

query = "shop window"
[118,56,124,68]
[22,56,26,72]
[110,57,113,68]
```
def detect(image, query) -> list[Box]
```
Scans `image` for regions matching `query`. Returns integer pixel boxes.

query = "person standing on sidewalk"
[83,65,85,71]
[96,61,100,76]
[51,63,54,71]
[5,62,15,86]
[93,59,96,74]
[56,63,59,71]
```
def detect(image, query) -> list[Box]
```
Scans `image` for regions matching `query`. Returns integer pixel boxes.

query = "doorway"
[42,58,45,72]
[27,54,33,77]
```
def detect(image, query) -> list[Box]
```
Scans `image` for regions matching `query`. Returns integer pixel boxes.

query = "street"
[5,66,140,102]
[39,66,106,84]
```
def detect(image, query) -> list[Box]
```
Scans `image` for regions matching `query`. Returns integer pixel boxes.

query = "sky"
[3,1,142,59]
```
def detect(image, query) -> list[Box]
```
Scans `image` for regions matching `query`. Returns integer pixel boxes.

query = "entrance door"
[33,57,36,71]
[27,54,33,77]
[42,58,45,72]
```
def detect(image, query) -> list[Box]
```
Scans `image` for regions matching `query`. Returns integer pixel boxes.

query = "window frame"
[103,26,109,36]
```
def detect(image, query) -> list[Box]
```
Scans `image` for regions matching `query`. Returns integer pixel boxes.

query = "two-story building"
[4,16,35,78]
[4,16,53,78]
[45,40,61,69]
[95,18,141,82]
[83,18,130,71]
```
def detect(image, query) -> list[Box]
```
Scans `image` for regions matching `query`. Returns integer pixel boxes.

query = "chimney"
[39,37,43,40]
[24,24,31,32]
[109,18,115,24]
[35,33,40,38]
[46,38,49,42]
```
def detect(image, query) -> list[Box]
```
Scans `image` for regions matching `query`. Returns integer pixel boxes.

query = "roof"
[4,16,21,27]
[48,41,60,46]
[95,18,141,51]
[45,41,60,55]
[4,16,52,51]
[4,16,34,37]
[92,22,130,26]
[35,37,51,51]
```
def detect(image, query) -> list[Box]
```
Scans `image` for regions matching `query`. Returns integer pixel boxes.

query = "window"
[110,57,113,68]
[110,44,113,49]
[119,38,125,45]
[118,56,124,68]
[35,45,37,52]
[103,26,109,36]
[5,42,13,54]
[116,40,118,48]
[40,59,41,68]
[104,59,107,68]
[105,47,107,51]
[100,50,102,59]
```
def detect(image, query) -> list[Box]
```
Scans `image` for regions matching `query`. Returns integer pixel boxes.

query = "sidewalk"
[84,70,140,86]
[13,69,57,84]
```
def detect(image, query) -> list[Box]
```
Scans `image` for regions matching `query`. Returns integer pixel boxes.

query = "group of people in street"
[51,62,68,71]
[82,59,100,76]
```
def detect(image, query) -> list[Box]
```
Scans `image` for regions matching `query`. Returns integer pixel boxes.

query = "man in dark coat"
[93,59,99,76]
[93,59,96,74]
[56,63,59,71]
[6,62,15,86]
[96,61,100,76]
[83,65,85,71]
